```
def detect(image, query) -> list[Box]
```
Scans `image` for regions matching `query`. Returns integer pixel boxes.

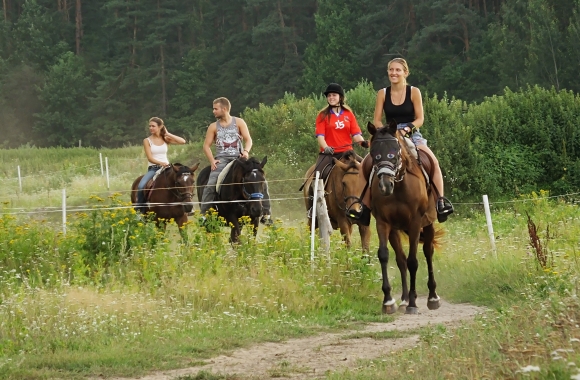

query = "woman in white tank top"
[136,117,187,213]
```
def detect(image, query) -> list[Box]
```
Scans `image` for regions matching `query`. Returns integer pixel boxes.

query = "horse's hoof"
[398,301,408,312]
[427,299,441,310]
[405,306,419,315]
[382,303,398,314]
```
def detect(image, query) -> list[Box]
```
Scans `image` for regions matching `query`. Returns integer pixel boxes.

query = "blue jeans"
[137,165,161,206]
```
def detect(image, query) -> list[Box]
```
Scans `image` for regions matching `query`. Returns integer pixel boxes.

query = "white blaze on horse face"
[182,174,190,182]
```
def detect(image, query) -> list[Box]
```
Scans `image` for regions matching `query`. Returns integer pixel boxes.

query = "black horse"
[196,157,268,243]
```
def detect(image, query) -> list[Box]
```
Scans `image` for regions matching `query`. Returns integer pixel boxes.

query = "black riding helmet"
[323,83,344,97]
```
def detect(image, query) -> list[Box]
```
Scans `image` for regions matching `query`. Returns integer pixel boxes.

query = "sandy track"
[105,297,483,380]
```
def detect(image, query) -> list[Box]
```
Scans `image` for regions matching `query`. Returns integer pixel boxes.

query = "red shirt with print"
[315,108,362,153]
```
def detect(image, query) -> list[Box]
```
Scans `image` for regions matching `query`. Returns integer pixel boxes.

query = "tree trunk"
[3,0,7,22]
[75,0,82,54]
[158,0,167,115]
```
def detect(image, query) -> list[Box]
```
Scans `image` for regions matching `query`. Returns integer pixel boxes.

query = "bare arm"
[143,139,169,166]
[317,135,331,150]
[410,86,424,128]
[373,89,385,128]
[203,123,219,170]
[164,131,186,145]
[237,118,253,159]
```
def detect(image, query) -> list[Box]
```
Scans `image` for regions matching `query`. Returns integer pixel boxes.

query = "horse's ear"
[260,156,267,168]
[190,162,200,172]
[367,121,377,136]
[386,120,398,135]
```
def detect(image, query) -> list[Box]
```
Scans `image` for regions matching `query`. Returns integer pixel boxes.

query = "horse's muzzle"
[378,174,395,196]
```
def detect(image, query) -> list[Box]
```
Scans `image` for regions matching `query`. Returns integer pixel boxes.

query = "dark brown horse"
[131,163,199,228]
[365,121,440,314]
[196,157,268,243]
[303,151,371,251]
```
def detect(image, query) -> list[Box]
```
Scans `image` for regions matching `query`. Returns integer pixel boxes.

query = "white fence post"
[105,157,110,190]
[315,178,332,256]
[17,165,22,193]
[310,171,320,264]
[99,153,104,176]
[62,189,67,236]
[482,194,497,258]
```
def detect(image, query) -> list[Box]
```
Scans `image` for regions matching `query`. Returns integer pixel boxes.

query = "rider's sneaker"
[260,215,274,226]
[436,197,454,223]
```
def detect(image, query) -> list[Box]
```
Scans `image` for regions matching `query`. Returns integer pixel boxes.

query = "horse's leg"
[422,223,440,310]
[376,220,396,314]
[229,216,241,244]
[405,219,422,314]
[176,214,189,243]
[388,230,409,308]
[359,224,371,253]
[252,217,259,238]
[338,220,351,248]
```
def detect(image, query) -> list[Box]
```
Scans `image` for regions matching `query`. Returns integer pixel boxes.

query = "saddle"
[143,166,167,202]
[216,160,237,196]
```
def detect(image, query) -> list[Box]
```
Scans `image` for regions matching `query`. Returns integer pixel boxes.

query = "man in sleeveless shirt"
[200,97,273,225]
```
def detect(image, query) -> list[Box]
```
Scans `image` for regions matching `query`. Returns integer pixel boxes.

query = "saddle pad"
[403,137,418,160]
[216,160,236,194]
[144,167,167,202]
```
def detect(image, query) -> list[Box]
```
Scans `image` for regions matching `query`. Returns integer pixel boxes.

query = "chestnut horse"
[365,121,441,314]
[131,163,199,229]
[303,151,370,251]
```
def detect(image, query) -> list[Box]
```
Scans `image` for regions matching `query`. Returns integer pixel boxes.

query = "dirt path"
[109,298,483,380]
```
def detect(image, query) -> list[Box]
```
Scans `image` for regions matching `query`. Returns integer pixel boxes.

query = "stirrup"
[436,197,454,223]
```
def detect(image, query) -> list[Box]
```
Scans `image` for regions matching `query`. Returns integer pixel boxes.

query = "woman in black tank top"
[348,58,454,224]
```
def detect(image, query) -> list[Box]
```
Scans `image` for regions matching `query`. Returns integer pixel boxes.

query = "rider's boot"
[436,196,454,223]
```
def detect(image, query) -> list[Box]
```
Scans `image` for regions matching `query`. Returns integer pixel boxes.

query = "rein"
[330,166,360,212]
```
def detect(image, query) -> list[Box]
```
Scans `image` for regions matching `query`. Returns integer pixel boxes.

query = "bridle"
[371,134,405,183]
[331,164,360,212]
[241,168,265,202]
[164,167,193,202]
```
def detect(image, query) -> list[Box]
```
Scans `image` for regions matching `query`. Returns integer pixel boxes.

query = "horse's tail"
[431,227,445,250]
[400,226,445,249]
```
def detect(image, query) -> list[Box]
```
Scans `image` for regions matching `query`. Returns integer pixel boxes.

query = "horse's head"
[333,150,363,214]
[170,162,199,213]
[368,121,403,196]
[238,156,267,218]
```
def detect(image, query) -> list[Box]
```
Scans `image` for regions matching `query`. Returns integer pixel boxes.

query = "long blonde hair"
[149,117,167,142]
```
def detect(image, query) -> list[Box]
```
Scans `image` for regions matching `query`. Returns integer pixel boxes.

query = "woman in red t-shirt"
[313,83,368,180]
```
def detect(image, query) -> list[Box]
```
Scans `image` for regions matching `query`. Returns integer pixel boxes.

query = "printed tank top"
[383,85,414,124]
[215,117,242,158]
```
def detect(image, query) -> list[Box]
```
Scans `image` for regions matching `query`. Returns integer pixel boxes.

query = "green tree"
[35,52,92,146]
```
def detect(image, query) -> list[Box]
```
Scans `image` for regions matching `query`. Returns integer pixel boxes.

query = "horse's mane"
[395,136,422,176]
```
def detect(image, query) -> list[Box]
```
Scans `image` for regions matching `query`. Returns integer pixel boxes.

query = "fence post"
[310,171,320,264]
[17,165,22,193]
[315,178,332,256]
[99,153,104,176]
[482,194,497,258]
[105,157,110,190]
[62,189,67,236]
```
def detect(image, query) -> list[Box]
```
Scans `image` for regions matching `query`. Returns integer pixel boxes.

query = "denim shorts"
[411,131,427,146]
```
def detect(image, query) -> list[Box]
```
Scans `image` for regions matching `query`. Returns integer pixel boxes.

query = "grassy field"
[0,146,579,379]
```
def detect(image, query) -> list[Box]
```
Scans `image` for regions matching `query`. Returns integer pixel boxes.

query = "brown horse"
[303,151,371,251]
[364,121,440,314]
[131,163,199,229]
